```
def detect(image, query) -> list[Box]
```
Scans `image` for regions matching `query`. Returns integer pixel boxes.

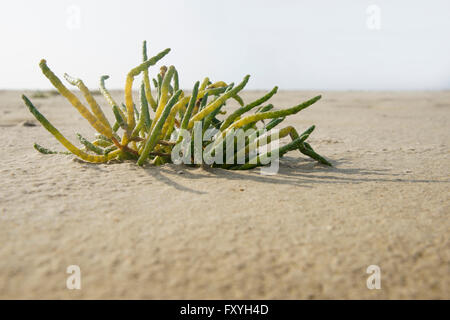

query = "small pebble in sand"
[20,120,37,127]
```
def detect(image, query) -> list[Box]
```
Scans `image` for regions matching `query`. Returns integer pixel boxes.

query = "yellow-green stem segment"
[23,95,119,163]
[125,48,170,130]
[39,59,113,138]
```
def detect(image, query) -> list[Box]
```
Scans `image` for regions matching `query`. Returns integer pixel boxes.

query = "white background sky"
[1,0,449,90]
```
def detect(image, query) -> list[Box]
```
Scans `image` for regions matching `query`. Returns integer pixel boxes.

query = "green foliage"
[23,41,331,168]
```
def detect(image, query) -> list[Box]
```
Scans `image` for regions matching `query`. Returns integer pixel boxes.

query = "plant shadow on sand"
[126,156,449,194]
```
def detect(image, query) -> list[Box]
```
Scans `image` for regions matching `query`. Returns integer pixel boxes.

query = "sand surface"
[0,90,448,299]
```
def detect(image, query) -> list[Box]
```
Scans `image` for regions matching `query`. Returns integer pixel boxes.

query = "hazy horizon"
[2,0,449,90]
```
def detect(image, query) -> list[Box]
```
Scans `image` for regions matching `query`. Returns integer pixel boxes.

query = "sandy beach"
[0,89,448,299]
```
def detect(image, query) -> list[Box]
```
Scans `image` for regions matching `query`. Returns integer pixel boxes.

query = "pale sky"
[1,0,449,90]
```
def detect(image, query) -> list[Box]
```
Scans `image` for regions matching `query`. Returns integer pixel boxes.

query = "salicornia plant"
[22,41,331,169]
